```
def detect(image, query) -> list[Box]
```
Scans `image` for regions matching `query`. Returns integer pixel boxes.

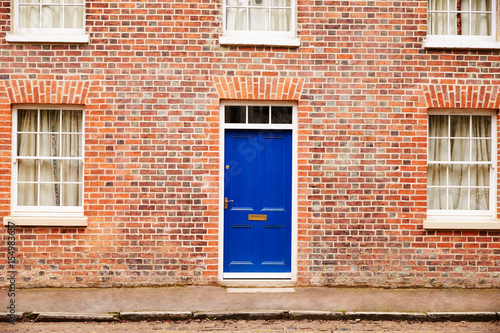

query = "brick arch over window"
[0,80,91,104]
[212,77,304,101]
[422,85,500,109]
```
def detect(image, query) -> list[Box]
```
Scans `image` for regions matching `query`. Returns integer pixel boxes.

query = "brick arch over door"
[212,77,304,101]
[422,85,500,109]
[0,80,91,105]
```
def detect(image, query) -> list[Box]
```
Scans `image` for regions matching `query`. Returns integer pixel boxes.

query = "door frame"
[218,101,298,281]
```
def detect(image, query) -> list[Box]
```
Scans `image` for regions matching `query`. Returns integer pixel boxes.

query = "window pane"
[272,0,291,6]
[40,159,61,182]
[450,139,470,161]
[64,6,84,29]
[42,0,62,3]
[61,135,81,157]
[249,9,269,31]
[19,6,40,29]
[40,109,60,132]
[470,164,489,186]
[450,115,469,137]
[225,105,246,123]
[428,139,448,161]
[39,134,60,156]
[428,115,448,137]
[470,188,489,210]
[449,164,468,186]
[42,5,62,28]
[62,110,83,132]
[248,106,269,123]
[62,184,82,206]
[469,14,491,35]
[18,183,38,206]
[18,160,38,182]
[40,183,60,206]
[448,187,468,210]
[471,139,491,162]
[271,106,292,124]
[65,0,84,3]
[17,134,37,157]
[428,164,447,186]
[428,187,446,210]
[250,0,269,5]
[270,9,290,31]
[472,116,491,138]
[62,160,83,182]
[226,8,247,30]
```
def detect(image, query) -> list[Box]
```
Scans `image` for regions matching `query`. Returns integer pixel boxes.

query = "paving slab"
[119,311,192,321]
[33,312,117,322]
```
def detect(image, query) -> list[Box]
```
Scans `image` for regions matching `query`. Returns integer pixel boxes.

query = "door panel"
[224,129,292,274]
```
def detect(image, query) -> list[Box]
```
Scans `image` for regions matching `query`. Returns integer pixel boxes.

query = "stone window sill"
[3,216,88,227]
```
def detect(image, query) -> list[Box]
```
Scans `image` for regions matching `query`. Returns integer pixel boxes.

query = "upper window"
[425,0,498,48]
[12,106,84,217]
[425,110,498,229]
[7,0,89,43]
[220,0,300,47]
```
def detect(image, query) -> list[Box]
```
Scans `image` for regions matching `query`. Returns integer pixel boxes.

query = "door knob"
[224,197,234,209]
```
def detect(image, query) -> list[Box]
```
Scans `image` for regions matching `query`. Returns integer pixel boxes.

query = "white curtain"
[19,2,84,29]
[429,0,491,35]
[17,110,81,207]
[226,0,290,31]
[428,115,490,210]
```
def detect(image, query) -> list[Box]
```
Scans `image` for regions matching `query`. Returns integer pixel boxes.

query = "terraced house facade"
[0,0,499,288]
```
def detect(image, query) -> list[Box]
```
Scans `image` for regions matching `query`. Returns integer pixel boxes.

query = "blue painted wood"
[224,129,292,273]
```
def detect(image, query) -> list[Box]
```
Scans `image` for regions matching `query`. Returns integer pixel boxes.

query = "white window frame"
[6,0,89,43]
[424,109,500,230]
[219,101,298,282]
[220,0,300,47]
[3,105,87,227]
[424,0,500,49]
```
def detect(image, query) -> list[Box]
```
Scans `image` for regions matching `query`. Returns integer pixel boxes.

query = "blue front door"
[224,129,292,274]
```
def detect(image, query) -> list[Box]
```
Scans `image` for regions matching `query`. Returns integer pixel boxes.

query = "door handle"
[224,197,234,209]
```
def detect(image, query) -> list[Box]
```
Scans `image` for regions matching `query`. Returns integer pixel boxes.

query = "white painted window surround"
[6,0,89,43]
[424,0,500,49]
[424,109,500,230]
[220,0,300,47]
[3,105,87,227]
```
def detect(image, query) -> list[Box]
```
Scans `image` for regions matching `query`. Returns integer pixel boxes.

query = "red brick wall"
[0,0,499,288]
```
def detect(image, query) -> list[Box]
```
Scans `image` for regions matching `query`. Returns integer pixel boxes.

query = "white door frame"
[218,101,298,281]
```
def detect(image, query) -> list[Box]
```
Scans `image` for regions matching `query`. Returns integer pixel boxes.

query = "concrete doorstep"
[0,311,498,323]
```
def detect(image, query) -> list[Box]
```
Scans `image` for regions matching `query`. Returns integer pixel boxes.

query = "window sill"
[423,218,500,230]
[6,34,90,44]
[423,37,500,49]
[220,35,300,47]
[3,216,88,227]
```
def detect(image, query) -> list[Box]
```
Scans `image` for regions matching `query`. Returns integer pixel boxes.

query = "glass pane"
[62,160,83,182]
[40,109,60,132]
[65,0,84,3]
[428,115,448,137]
[18,183,37,206]
[40,159,61,182]
[448,13,457,35]
[22,0,41,3]
[19,6,40,29]
[61,135,82,157]
[450,115,469,137]
[18,159,38,181]
[272,0,291,6]
[39,134,60,156]
[428,164,447,186]
[450,139,470,161]
[428,139,448,161]
[225,106,246,123]
[227,0,244,6]
[40,183,61,206]
[42,0,62,3]
[471,139,491,162]
[62,110,83,132]
[448,187,468,210]
[42,5,62,29]
[17,134,37,156]
[472,116,491,138]
[470,164,489,186]
[470,14,491,36]
[64,6,84,29]
[248,106,269,124]
[449,164,468,186]
[470,188,489,210]
[270,9,290,31]
[428,13,448,35]
[249,9,269,31]
[271,106,292,124]
[226,8,247,30]
[62,184,81,206]
[428,187,446,210]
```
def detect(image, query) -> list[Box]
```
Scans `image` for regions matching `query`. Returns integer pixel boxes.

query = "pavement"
[1,286,500,322]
